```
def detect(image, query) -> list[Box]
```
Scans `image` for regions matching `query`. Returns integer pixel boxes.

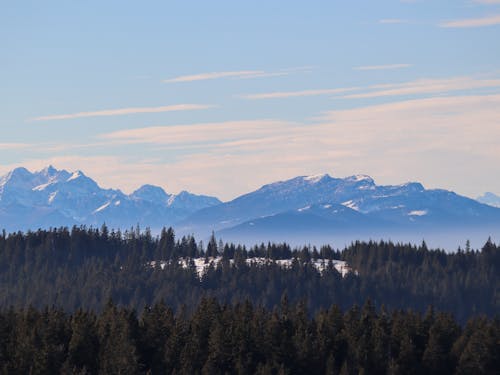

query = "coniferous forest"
[0,226,499,373]
[1,299,499,374]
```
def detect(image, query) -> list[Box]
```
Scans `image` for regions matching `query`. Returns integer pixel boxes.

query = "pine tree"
[97,301,140,374]
[66,309,99,373]
[139,302,174,373]
[422,313,460,374]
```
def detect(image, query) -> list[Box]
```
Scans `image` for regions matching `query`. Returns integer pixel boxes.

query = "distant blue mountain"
[176,174,500,248]
[0,166,221,232]
[477,192,500,208]
[1,168,499,249]
[179,173,499,229]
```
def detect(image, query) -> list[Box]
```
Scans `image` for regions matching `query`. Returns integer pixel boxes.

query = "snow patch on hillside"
[150,257,353,278]
[348,174,373,182]
[48,192,58,204]
[304,174,328,183]
[342,200,359,211]
[67,171,83,181]
[94,202,110,213]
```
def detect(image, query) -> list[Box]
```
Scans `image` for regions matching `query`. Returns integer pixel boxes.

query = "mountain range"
[1,167,499,248]
[177,173,500,248]
[0,166,220,232]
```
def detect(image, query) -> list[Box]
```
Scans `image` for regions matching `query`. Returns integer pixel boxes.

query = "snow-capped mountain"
[178,174,376,231]
[176,173,500,247]
[0,166,221,231]
[477,192,500,208]
[1,168,499,248]
[180,173,496,230]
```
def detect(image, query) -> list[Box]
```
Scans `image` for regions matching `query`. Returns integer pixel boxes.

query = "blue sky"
[1,0,500,200]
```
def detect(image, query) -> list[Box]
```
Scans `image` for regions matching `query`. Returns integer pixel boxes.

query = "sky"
[1,0,500,201]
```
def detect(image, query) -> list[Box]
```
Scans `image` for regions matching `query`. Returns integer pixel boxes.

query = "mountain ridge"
[175,173,500,248]
[1,167,499,249]
[0,166,221,231]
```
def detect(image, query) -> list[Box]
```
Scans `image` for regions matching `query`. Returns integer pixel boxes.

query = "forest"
[0,226,499,373]
[0,298,498,374]
[0,226,498,322]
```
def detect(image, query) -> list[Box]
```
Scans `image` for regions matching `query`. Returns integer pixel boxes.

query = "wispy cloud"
[440,14,500,28]
[241,75,500,102]
[0,143,30,150]
[342,77,500,99]
[13,92,500,200]
[354,64,412,71]
[31,104,213,121]
[107,93,500,199]
[164,66,312,83]
[164,71,264,83]
[241,87,359,100]
[379,19,408,24]
[100,120,293,146]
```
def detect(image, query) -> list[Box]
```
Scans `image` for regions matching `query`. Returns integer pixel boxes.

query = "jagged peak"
[174,190,192,197]
[133,184,168,195]
[38,165,70,181]
[39,165,58,175]
[6,166,31,178]
[131,184,170,203]
[0,167,32,188]
[67,170,85,181]
[168,190,221,205]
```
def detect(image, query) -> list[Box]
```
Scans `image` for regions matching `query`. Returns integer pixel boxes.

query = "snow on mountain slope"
[178,174,378,231]
[0,166,221,232]
[2,167,499,249]
[178,173,500,245]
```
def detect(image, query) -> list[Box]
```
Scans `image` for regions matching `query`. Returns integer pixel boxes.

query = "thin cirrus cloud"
[163,67,312,83]
[16,92,500,199]
[91,93,500,199]
[341,76,500,99]
[99,120,294,146]
[0,143,30,150]
[353,64,412,71]
[164,70,265,83]
[440,14,500,28]
[241,87,360,100]
[240,76,500,101]
[31,104,213,121]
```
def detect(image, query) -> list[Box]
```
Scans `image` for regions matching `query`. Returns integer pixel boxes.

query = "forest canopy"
[0,226,498,323]
[0,299,499,374]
